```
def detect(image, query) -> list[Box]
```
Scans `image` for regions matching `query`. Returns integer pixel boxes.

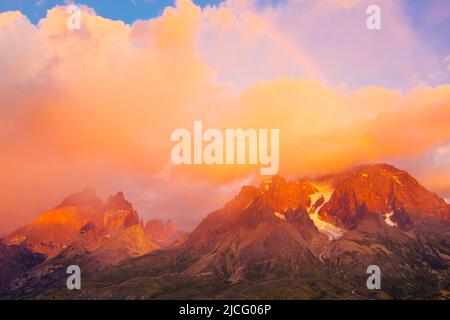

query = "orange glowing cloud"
[0,0,449,235]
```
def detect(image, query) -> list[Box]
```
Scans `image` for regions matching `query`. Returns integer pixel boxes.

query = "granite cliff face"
[318,164,449,228]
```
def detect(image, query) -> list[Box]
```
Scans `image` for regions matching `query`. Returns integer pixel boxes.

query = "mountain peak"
[318,163,449,228]
[258,176,316,212]
[105,191,133,211]
[58,187,104,209]
[259,175,286,192]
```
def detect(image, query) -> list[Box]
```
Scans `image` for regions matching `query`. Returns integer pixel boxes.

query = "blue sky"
[0,0,223,24]
[404,0,450,54]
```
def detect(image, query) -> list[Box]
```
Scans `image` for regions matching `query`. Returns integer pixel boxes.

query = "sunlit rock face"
[3,189,159,262]
[4,188,105,258]
[317,164,449,229]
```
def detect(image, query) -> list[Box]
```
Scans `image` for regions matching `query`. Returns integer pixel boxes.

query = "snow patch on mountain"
[384,210,398,227]
[274,211,287,221]
[308,184,344,240]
